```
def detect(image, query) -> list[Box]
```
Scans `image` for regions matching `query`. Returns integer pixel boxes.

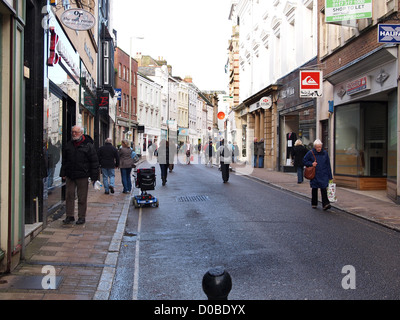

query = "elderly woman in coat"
[303,139,333,210]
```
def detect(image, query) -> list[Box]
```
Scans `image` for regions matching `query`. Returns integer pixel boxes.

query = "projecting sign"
[325,0,372,23]
[114,89,122,101]
[61,8,95,31]
[378,24,400,43]
[260,96,272,109]
[300,70,323,98]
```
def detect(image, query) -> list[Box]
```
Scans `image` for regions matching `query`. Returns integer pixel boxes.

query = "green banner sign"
[325,0,372,23]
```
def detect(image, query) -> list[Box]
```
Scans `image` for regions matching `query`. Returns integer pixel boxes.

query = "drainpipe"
[7,17,14,273]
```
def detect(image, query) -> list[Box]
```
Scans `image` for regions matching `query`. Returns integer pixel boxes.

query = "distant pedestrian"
[98,138,119,194]
[256,139,265,168]
[218,139,232,183]
[60,125,99,225]
[303,139,333,210]
[233,141,239,163]
[157,139,170,186]
[291,139,308,183]
[119,139,134,193]
[252,138,258,167]
[205,140,214,167]
[185,142,191,164]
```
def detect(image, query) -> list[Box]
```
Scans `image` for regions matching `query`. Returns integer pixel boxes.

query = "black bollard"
[202,266,232,300]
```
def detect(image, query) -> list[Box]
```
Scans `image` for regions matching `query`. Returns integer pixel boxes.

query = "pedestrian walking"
[291,139,308,183]
[218,139,232,183]
[157,139,170,186]
[257,139,265,168]
[205,139,214,167]
[252,138,258,168]
[119,139,134,193]
[233,141,239,163]
[185,142,191,164]
[60,125,99,225]
[98,138,119,194]
[303,139,333,210]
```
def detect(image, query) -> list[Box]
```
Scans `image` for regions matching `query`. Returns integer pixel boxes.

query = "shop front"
[43,10,80,218]
[276,60,317,172]
[241,85,280,170]
[327,45,398,199]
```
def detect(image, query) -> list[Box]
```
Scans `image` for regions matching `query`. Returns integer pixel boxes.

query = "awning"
[324,44,398,85]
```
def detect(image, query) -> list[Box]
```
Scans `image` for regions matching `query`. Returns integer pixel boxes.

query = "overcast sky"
[112,0,232,92]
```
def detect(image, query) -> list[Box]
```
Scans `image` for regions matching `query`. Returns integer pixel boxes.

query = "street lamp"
[129,36,144,145]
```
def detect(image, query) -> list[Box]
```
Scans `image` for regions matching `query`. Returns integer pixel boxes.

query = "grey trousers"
[65,177,89,219]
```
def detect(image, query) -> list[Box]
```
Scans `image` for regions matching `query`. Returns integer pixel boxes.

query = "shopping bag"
[327,183,337,202]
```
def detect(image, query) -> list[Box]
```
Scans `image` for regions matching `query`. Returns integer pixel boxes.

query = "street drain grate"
[176,195,210,202]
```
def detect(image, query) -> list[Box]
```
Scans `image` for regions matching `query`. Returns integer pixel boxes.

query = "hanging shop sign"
[61,8,96,31]
[300,70,323,98]
[260,96,272,109]
[325,0,372,23]
[47,27,60,66]
[114,88,122,101]
[46,13,80,83]
[84,92,96,115]
[378,24,400,43]
[98,92,110,115]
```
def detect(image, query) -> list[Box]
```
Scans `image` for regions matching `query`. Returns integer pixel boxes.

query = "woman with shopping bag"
[303,139,333,210]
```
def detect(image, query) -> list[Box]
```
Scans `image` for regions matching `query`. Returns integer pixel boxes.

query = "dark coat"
[119,146,134,169]
[303,148,333,189]
[60,135,99,181]
[98,142,119,169]
[256,141,265,157]
[208,142,214,157]
[291,145,308,167]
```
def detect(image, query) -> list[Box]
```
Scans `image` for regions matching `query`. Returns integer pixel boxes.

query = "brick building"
[114,47,138,146]
[318,0,400,203]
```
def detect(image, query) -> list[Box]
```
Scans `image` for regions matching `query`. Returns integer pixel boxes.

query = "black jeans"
[159,164,168,181]
[312,188,330,207]
[221,163,230,182]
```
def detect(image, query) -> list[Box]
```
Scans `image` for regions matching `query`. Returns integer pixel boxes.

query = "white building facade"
[228,0,318,169]
[137,73,162,155]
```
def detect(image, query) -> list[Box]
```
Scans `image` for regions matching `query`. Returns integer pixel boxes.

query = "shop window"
[388,91,397,180]
[45,92,64,208]
[335,102,387,177]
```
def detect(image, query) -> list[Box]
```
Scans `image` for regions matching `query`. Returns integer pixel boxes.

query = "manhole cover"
[176,195,210,202]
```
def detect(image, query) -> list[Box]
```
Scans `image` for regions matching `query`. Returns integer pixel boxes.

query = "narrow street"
[110,161,400,300]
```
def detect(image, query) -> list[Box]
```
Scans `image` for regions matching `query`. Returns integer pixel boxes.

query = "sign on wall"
[325,0,372,23]
[346,75,370,95]
[300,70,323,98]
[378,24,400,43]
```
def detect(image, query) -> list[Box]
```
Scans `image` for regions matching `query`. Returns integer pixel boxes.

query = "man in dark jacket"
[98,138,119,194]
[60,125,99,225]
[157,139,170,186]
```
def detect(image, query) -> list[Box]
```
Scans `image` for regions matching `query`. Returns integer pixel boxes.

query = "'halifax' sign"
[378,24,400,43]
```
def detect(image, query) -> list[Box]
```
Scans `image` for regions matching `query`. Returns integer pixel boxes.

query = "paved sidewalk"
[233,163,400,232]
[0,173,131,300]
